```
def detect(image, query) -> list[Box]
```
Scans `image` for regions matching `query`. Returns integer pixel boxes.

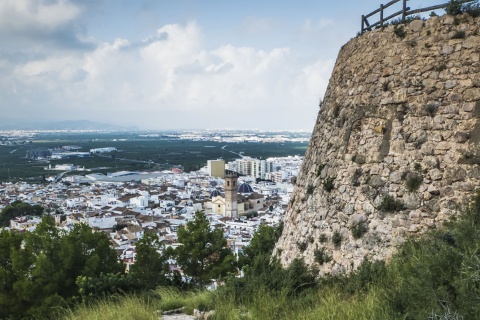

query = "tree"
[239,223,283,269]
[130,232,169,290]
[3,216,122,319]
[0,201,44,227]
[175,211,236,288]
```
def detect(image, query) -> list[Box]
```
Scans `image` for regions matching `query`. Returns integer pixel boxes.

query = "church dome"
[209,189,223,198]
[237,183,254,194]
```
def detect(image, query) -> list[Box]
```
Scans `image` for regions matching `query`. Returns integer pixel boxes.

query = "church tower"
[224,170,238,219]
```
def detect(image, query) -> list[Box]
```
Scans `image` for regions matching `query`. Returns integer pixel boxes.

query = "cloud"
[0,0,93,51]
[3,20,334,130]
[0,0,81,35]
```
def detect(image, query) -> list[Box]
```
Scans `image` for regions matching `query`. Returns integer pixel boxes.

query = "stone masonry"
[275,14,480,275]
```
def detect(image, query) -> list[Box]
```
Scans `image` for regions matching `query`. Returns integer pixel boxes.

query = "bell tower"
[224,170,238,219]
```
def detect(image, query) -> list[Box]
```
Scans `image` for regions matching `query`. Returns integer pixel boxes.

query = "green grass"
[61,295,159,320]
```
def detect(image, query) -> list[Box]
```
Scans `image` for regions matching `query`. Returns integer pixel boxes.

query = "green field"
[0,132,308,182]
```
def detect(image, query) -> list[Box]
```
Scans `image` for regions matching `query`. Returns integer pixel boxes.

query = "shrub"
[445,0,463,15]
[306,185,315,195]
[393,25,406,38]
[464,1,480,17]
[378,194,404,212]
[317,164,326,177]
[407,40,417,47]
[297,241,307,251]
[405,173,423,192]
[323,177,335,192]
[332,231,342,248]
[314,247,332,265]
[435,64,447,72]
[382,81,389,92]
[425,103,438,115]
[451,30,466,39]
[319,233,328,243]
[351,222,368,239]
[414,162,422,172]
[352,169,362,187]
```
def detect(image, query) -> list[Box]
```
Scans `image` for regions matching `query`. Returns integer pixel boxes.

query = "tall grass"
[61,295,158,320]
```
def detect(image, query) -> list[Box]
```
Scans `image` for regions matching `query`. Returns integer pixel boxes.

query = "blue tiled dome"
[209,189,223,198]
[237,183,254,194]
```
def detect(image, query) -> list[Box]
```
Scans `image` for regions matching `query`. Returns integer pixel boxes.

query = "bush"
[393,25,406,38]
[405,173,423,192]
[378,194,404,212]
[351,222,368,239]
[464,1,480,17]
[332,231,342,248]
[352,168,362,186]
[306,185,315,195]
[297,241,307,251]
[445,0,463,15]
[323,177,335,192]
[314,247,332,265]
[319,233,328,243]
[316,164,326,177]
[451,30,466,39]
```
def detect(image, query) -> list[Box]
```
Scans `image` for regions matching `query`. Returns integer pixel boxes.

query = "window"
[227,181,230,187]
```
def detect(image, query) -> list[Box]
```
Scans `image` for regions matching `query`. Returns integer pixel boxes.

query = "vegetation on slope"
[5,194,480,319]
[66,192,480,320]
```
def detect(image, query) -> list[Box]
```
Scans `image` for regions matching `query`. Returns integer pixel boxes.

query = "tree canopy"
[0,216,122,319]
[176,211,237,288]
[0,201,44,227]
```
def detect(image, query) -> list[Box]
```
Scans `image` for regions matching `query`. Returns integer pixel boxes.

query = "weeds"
[452,30,466,39]
[351,222,368,239]
[332,231,342,248]
[394,25,406,38]
[405,173,423,192]
[378,194,404,212]
[323,177,335,192]
[314,247,332,265]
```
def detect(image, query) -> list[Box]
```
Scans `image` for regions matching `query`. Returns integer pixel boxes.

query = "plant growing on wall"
[332,231,342,248]
[405,173,423,192]
[378,194,404,212]
[351,222,368,239]
[323,177,335,192]
[314,247,332,265]
[306,185,315,195]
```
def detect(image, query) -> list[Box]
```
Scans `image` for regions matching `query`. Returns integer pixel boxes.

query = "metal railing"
[361,0,475,34]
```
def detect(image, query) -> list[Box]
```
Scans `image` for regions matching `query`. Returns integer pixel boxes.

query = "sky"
[0,0,445,131]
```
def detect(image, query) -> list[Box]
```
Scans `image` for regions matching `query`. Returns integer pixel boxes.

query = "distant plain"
[0,132,308,182]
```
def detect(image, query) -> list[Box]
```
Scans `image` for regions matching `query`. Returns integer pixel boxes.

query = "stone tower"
[275,14,480,276]
[224,170,238,219]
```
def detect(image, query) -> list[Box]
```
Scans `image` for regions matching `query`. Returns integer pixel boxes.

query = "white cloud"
[4,21,334,130]
[0,0,81,34]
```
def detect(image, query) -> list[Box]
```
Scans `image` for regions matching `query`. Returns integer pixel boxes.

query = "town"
[0,155,303,276]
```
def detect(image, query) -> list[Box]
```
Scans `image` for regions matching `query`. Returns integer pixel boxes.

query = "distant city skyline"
[0,0,445,131]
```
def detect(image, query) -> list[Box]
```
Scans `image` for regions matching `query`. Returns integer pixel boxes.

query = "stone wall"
[275,14,480,275]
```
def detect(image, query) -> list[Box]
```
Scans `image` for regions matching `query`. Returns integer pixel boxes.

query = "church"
[204,170,265,219]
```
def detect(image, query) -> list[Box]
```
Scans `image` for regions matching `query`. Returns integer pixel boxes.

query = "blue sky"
[0,0,445,130]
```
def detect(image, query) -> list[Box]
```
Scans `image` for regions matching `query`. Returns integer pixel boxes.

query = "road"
[221,145,244,158]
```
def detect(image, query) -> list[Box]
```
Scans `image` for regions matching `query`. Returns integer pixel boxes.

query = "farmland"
[0,131,309,182]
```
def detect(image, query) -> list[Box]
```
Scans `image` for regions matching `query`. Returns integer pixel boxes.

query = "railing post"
[380,4,384,27]
[361,15,365,34]
[402,0,407,22]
